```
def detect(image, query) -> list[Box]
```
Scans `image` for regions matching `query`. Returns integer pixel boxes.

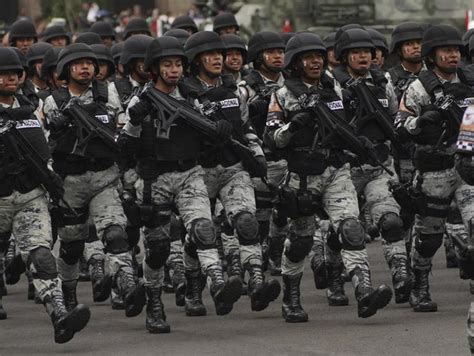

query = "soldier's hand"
[47,170,65,197]
[48,110,71,131]
[215,120,233,141]
[249,99,269,119]
[289,112,312,132]
[254,155,268,178]
[128,97,152,126]
[418,110,441,127]
[357,135,374,150]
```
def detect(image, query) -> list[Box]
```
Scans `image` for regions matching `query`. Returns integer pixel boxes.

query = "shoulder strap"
[92,80,108,103]
[418,70,445,100]
[113,77,133,99]
[332,67,352,87]
[369,68,388,88]
[51,86,71,109]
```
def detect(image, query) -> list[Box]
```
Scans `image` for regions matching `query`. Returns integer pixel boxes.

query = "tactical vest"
[113,77,137,107]
[21,80,40,109]
[0,95,50,196]
[181,75,244,168]
[51,80,117,159]
[388,64,419,103]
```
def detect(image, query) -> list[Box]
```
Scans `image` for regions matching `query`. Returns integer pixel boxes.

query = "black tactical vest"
[388,64,419,103]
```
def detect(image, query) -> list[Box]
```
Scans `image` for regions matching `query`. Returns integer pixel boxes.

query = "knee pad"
[59,240,85,265]
[0,231,10,252]
[285,234,313,263]
[338,218,366,251]
[326,227,342,252]
[234,212,259,246]
[29,247,57,280]
[145,235,170,270]
[414,233,443,258]
[378,212,404,243]
[190,218,216,250]
[103,225,129,254]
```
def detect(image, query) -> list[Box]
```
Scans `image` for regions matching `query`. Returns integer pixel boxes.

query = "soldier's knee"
[234,212,259,246]
[190,218,216,250]
[378,212,404,243]
[145,235,170,269]
[339,218,366,251]
[0,231,10,252]
[285,234,313,263]
[30,247,57,279]
[103,225,129,254]
[59,240,85,265]
[414,233,443,258]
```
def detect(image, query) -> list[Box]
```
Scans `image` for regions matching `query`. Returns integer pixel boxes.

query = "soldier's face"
[218,26,238,36]
[347,48,372,73]
[158,56,183,85]
[401,39,422,63]
[224,49,243,73]
[132,59,150,82]
[199,50,223,77]
[0,71,19,94]
[433,46,461,73]
[373,48,384,67]
[15,37,35,55]
[262,48,284,72]
[298,51,324,81]
[327,48,340,68]
[69,58,95,84]
[96,61,109,82]
[49,36,68,48]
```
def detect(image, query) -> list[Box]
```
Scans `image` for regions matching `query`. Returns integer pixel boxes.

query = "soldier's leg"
[445,204,462,268]
[333,165,392,318]
[15,190,90,343]
[310,217,329,290]
[168,214,186,307]
[0,231,10,318]
[365,168,411,304]
[220,164,280,312]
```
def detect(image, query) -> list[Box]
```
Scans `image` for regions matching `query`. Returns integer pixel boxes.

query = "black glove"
[289,112,312,132]
[47,170,65,198]
[215,120,234,141]
[121,190,141,227]
[249,99,269,119]
[48,110,71,131]
[128,96,152,126]
[418,110,441,127]
[357,135,375,150]
[245,155,267,178]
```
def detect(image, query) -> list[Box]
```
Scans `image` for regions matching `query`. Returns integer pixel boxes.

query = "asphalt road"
[0,240,472,356]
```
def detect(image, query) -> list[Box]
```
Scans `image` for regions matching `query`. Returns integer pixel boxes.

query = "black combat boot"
[184,271,206,316]
[27,270,35,300]
[5,254,25,285]
[0,273,7,297]
[351,266,392,318]
[62,280,79,312]
[246,263,281,311]
[389,255,413,304]
[282,273,308,322]
[110,285,124,310]
[115,267,146,317]
[207,265,242,316]
[268,236,284,276]
[310,241,328,289]
[43,286,90,344]
[78,256,91,282]
[89,255,113,302]
[169,260,186,307]
[410,268,437,312]
[145,286,170,333]
[326,264,349,306]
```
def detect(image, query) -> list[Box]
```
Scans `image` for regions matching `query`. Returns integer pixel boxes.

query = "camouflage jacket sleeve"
[107,82,126,129]
[267,89,292,149]
[385,80,399,118]
[396,79,429,135]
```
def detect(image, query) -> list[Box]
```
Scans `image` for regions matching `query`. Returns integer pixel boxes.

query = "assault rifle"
[0,120,77,215]
[142,84,266,178]
[62,97,119,157]
[300,92,394,176]
[433,94,464,147]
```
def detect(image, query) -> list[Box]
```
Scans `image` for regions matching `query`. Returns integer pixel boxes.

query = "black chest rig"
[51,81,116,160]
[113,77,139,107]
[181,75,245,168]
[21,80,40,109]
[0,95,51,196]
[388,64,419,103]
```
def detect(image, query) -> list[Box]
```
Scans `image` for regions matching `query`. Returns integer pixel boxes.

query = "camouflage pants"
[135,165,219,287]
[412,167,474,270]
[203,162,261,267]
[281,164,366,277]
[351,159,406,265]
[0,187,63,302]
[57,164,130,281]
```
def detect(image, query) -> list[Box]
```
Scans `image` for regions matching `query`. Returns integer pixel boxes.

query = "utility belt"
[349,143,390,168]
[287,148,346,176]
[53,155,115,176]
[413,148,454,173]
[137,158,197,178]
[200,150,240,169]
[0,164,39,197]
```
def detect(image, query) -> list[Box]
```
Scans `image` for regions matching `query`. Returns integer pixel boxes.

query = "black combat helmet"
[247,31,285,63]
[75,32,103,45]
[90,21,116,40]
[164,29,190,47]
[221,34,247,63]
[284,32,326,69]
[390,22,425,54]
[335,28,375,61]
[123,18,151,40]
[184,31,226,64]
[170,15,198,33]
[421,24,463,57]
[119,34,153,69]
[0,47,25,75]
[10,47,28,73]
[323,32,337,50]
[41,25,71,45]
[367,28,388,56]
[56,43,99,80]
[111,42,124,65]
[334,24,365,59]
[26,42,53,72]
[213,13,239,33]
[9,19,38,45]
[40,47,62,80]
[91,44,115,76]
[144,36,187,71]
[463,28,474,55]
